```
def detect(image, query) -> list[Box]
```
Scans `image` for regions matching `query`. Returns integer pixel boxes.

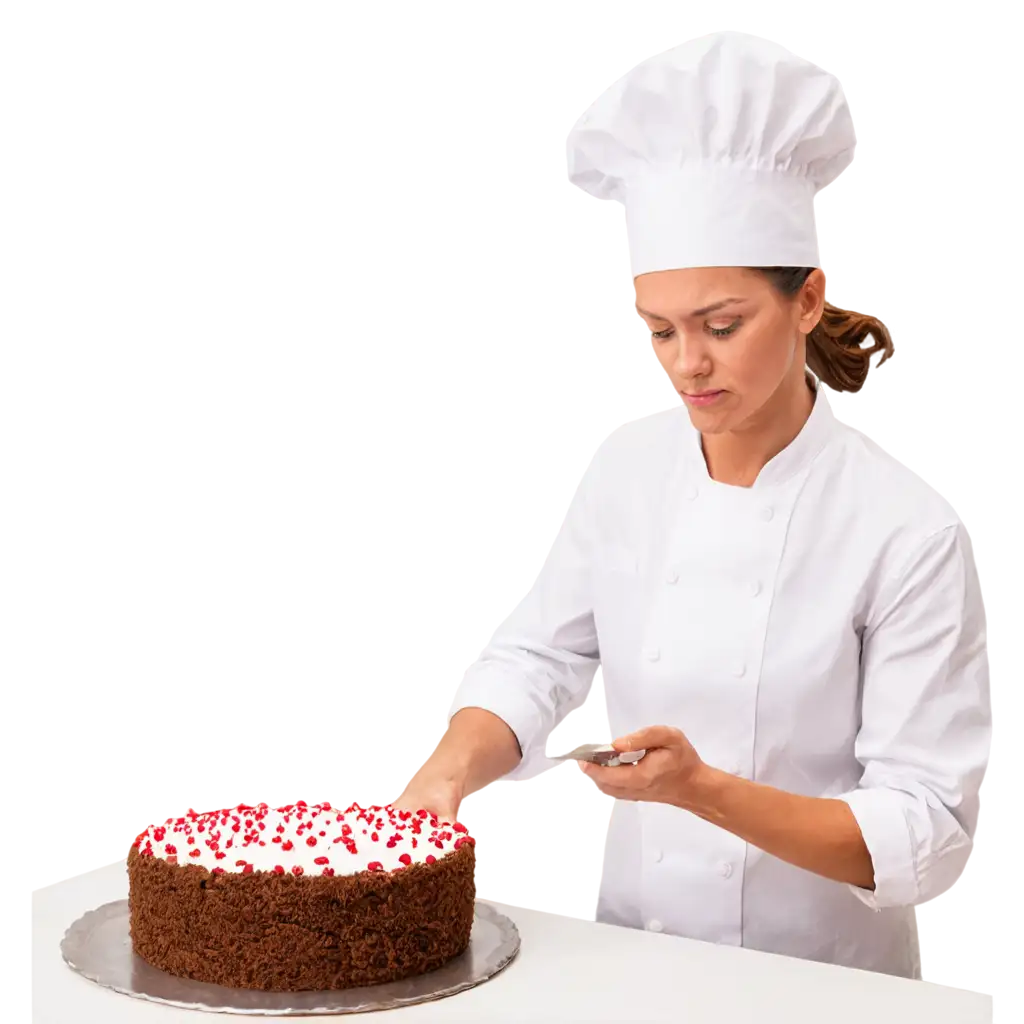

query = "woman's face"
[634,266,825,434]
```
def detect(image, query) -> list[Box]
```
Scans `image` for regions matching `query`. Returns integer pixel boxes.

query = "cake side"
[127,838,476,991]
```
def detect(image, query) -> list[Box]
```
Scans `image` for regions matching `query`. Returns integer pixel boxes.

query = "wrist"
[675,763,733,820]
[438,735,479,793]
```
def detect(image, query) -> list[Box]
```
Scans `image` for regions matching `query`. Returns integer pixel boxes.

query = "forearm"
[680,767,875,890]
[411,707,523,800]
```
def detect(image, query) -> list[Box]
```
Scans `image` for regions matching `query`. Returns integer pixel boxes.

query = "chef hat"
[565,31,856,277]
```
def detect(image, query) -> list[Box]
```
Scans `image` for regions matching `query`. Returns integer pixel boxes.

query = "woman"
[394,31,990,979]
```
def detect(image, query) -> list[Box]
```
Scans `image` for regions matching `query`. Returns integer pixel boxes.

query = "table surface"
[34,861,992,1023]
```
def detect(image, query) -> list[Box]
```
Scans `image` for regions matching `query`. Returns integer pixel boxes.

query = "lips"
[680,388,726,407]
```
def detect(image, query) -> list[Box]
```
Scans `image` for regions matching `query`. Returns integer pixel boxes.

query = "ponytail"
[754,267,894,393]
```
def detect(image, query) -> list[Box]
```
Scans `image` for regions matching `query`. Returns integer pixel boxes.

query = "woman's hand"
[391,772,464,824]
[389,707,522,825]
[577,725,707,806]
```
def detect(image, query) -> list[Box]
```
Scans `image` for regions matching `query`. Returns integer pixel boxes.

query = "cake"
[128,800,476,991]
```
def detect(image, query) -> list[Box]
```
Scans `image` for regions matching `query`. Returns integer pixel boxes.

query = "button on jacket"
[448,381,990,978]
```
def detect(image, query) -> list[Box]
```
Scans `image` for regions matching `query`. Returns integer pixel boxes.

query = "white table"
[34,861,992,1023]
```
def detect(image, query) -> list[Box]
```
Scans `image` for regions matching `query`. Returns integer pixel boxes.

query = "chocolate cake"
[127,801,476,991]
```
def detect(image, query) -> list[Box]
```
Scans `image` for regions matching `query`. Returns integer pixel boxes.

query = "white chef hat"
[565,31,856,278]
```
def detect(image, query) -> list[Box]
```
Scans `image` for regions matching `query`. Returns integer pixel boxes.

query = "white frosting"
[132,801,474,877]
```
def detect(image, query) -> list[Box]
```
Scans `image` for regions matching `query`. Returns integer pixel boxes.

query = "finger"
[613,725,680,752]
[392,798,430,815]
[581,761,646,790]
[391,797,459,822]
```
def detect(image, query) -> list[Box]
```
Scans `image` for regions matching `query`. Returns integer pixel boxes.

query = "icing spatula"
[549,743,646,767]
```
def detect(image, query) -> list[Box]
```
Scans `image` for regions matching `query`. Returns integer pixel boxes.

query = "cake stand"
[61,899,520,1015]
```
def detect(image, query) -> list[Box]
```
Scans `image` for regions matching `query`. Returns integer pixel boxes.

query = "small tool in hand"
[548,745,643,770]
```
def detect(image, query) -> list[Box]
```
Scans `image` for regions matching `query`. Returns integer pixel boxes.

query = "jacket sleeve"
[835,521,991,910]
[446,437,607,782]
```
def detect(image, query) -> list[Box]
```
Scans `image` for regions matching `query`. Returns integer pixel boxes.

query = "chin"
[683,404,732,433]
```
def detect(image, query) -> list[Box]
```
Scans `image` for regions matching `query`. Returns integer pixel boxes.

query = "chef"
[394,30,991,979]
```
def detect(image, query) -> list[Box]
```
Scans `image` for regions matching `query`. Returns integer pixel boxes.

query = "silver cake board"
[61,898,520,1015]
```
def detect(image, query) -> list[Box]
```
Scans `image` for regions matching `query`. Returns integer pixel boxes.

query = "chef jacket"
[448,377,990,978]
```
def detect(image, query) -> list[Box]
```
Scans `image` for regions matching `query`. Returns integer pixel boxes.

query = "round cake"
[127,800,476,991]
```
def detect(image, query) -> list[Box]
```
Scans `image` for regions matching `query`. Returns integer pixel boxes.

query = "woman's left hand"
[578,725,706,807]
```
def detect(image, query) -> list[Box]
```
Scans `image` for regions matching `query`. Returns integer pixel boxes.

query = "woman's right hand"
[391,773,464,824]
[390,707,522,824]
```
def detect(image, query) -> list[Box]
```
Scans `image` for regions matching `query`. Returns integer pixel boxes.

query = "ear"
[798,268,827,335]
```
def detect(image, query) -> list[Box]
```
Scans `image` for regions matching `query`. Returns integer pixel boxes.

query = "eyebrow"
[635,297,745,320]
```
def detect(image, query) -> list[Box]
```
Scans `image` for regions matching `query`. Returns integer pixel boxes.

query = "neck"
[700,371,815,488]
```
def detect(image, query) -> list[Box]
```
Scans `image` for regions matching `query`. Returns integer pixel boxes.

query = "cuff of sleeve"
[834,787,919,910]
[447,673,560,782]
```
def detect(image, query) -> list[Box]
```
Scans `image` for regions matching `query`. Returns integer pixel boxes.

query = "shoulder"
[589,405,683,473]
[824,418,974,581]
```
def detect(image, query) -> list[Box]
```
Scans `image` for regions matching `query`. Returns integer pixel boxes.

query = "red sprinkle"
[292,865,304,876]
[399,853,412,866]
[165,844,177,855]
[281,840,294,851]
[235,860,247,866]
[189,849,201,858]
[425,855,436,865]
[314,856,329,865]
[215,851,226,860]
[212,867,225,875]
[306,836,317,847]
[273,865,285,874]
[243,864,254,874]
[367,861,383,871]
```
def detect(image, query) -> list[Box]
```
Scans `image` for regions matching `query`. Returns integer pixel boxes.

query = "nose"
[671,331,712,379]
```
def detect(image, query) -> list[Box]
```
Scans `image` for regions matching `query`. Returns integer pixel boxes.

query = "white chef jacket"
[447,376,991,978]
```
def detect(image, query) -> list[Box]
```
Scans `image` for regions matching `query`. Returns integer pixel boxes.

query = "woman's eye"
[708,317,741,337]
[647,317,737,342]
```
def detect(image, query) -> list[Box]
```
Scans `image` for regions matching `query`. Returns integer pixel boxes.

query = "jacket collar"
[679,370,839,493]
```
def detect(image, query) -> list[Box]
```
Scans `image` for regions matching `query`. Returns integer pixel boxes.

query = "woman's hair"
[752,267,894,393]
